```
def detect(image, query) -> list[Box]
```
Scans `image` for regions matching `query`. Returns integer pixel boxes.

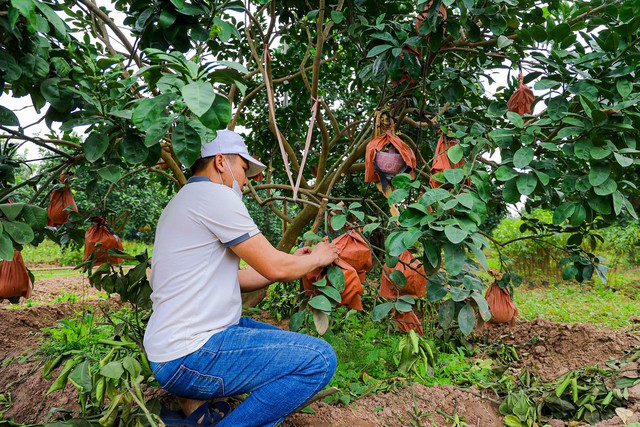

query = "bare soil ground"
[1,275,639,426]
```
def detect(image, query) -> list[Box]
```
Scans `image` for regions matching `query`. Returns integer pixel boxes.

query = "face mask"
[225,158,243,199]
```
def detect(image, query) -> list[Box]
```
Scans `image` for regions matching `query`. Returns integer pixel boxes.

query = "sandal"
[161,401,231,426]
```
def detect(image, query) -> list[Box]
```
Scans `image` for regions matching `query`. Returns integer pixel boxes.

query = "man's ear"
[213,154,226,171]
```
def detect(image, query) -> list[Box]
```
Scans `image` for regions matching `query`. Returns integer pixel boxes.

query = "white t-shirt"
[143,177,260,362]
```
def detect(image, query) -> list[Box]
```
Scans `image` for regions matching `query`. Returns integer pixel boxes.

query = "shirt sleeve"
[198,186,260,246]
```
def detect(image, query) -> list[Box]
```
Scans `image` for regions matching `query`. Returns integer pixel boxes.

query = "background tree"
[0,0,639,329]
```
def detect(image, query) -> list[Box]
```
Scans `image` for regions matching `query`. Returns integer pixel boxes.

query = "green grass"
[32,268,82,280]
[515,282,640,329]
[22,239,153,266]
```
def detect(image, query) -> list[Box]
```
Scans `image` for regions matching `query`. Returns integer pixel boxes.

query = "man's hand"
[311,241,340,267]
[294,246,312,256]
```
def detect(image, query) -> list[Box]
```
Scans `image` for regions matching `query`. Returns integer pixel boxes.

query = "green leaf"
[386,231,407,257]
[455,193,474,209]
[330,214,347,231]
[506,111,524,128]
[182,81,215,117]
[613,191,623,216]
[570,205,587,226]
[444,225,468,244]
[513,147,534,168]
[389,270,407,288]
[69,360,92,394]
[34,1,68,38]
[362,223,380,234]
[144,119,172,147]
[616,79,633,98]
[562,264,578,280]
[198,96,232,131]
[401,228,422,249]
[427,279,447,302]
[458,303,475,336]
[97,165,122,183]
[0,203,23,220]
[552,202,575,225]
[614,152,633,167]
[0,106,20,127]
[388,188,409,205]
[394,299,413,312]
[422,241,440,269]
[131,95,171,131]
[172,122,201,167]
[547,96,569,121]
[0,233,14,261]
[289,310,306,331]
[516,174,537,196]
[444,168,465,184]
[309,295,332,312]
[1,220,34,244]
[22,205,47,229]
[588,164,610,186]
[590,147,611,160]
[443,243,464,276]
[119,133,149,164]
[496,35,513,48]
[327,265,346,293]
[450,287,470,302]
[100,361,125,379]
[447,144,464,164]
[587,197,612,215]
[496,166,518,181]
[366,44,393,58]
[594,178,617,196]
[504,415,523,427]
[438,299,455,328]
[330,11,344,24]
[319,286,342,303]
[83,132,109,163]
[534,79,560,90]
[371,302,393,321]
[471,292,491,321]
[502,178,520,203]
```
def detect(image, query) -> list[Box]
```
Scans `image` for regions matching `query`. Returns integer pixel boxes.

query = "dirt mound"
[2,298,639,426]
[284,383,502,426]
[480,318,640,380]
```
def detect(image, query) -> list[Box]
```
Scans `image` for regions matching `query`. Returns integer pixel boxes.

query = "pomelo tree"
[0,0,639,332]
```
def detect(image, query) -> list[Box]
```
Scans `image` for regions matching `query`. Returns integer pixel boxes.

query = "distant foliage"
[492,210,568,282]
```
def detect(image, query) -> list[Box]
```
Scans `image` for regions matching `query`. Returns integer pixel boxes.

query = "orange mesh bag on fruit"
[391,46,421,87]
[393,310,424,336]
[333,230,372,282]
[507,73,535,116]
[83,217,124,265]
[333,258,364,311]
[302,259,364,311]
[0,250,32,300]
[415,0,448,41]
[365,132,416,184]
[485,281,518,326]
[430,133,465,189]
[47,173,78,227]
[380,250,426,299]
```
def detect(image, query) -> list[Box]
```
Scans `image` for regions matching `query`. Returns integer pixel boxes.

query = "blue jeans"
[150,317,337,427]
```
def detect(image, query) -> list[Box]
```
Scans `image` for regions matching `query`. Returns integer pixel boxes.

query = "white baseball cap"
[201,130,266,178]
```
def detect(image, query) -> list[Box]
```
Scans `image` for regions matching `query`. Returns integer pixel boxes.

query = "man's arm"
[231,234,338,284]
[237,246,313,292]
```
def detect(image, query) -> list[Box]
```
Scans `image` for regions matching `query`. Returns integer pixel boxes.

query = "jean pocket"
[165,365,225,400]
